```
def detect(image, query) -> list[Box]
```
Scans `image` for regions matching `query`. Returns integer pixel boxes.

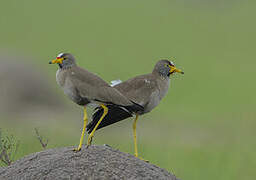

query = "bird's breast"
[143,91,161,113]
[143,78,170,113]
[158,78,170,100]
[56,70,77,102]
[56,69,66,87]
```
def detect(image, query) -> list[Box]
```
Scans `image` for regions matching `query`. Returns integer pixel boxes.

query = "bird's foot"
[73,147,82,152]
[135,154,149,163]
[139,157,149,163]
[140,157,149,163]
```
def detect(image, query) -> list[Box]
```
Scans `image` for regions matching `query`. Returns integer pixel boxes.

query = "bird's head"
[49,53,76,68]
[153,59,184,78]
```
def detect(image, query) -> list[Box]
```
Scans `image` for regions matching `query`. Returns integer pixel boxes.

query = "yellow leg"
[133,114,149,162]
[87,104,108,146]
[133,114,139,157]
[73,106,88,152]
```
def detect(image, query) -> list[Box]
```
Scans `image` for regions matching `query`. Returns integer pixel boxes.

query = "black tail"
[86,103,143,133]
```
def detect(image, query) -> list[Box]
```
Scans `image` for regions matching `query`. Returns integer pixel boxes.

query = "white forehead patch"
[57,53,64,58]
[169,61,175,66]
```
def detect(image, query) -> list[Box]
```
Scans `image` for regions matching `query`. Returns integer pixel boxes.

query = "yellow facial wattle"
[49,57,64,64]
[169,65,184,74]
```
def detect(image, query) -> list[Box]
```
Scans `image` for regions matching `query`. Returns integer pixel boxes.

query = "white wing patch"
[57,53,64,58]
[144,79,150,84]
[169,61,175,66]
[110,79,122,87]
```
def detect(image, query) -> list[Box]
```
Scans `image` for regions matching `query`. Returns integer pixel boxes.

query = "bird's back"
[57,65,135,107]
[87,73,170,133]
[114,73,170,113]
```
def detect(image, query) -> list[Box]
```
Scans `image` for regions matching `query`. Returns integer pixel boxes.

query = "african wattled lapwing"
[87,60,183,158]
[49,53,143,151]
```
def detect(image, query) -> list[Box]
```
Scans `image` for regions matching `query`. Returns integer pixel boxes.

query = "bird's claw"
[140,158,149,163]
[135,155,149,163]
[73,147,81,152]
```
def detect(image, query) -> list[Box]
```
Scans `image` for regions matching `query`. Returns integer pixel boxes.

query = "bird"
[49,53,143,151]
[87,59,184,158]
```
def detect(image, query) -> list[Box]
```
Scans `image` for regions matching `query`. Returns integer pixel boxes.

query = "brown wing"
[71,66,110,87]
[114,74,159,107]
[68,66,133,106]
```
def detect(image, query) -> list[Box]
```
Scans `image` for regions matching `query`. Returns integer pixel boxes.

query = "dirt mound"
[0,145,179,180]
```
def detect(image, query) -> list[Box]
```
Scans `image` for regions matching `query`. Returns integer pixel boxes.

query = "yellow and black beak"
[49,57,64,64]
[169,65,184,74]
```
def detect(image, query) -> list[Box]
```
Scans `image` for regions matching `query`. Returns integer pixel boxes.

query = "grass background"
[0,0,256,179]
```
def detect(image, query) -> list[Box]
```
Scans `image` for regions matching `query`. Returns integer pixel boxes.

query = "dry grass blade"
[34,128,48,149]
[0,129,19,166]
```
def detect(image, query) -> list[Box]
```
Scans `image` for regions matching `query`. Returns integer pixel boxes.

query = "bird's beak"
[169,65,184,74]
[49,57,64,64]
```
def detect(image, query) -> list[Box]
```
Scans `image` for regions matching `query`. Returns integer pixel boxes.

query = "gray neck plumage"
[58,62,76,70]
[153,69,170,79]
[159,69,170,78]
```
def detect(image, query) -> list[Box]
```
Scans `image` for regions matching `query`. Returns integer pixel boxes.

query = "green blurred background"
[0,0,255,179]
